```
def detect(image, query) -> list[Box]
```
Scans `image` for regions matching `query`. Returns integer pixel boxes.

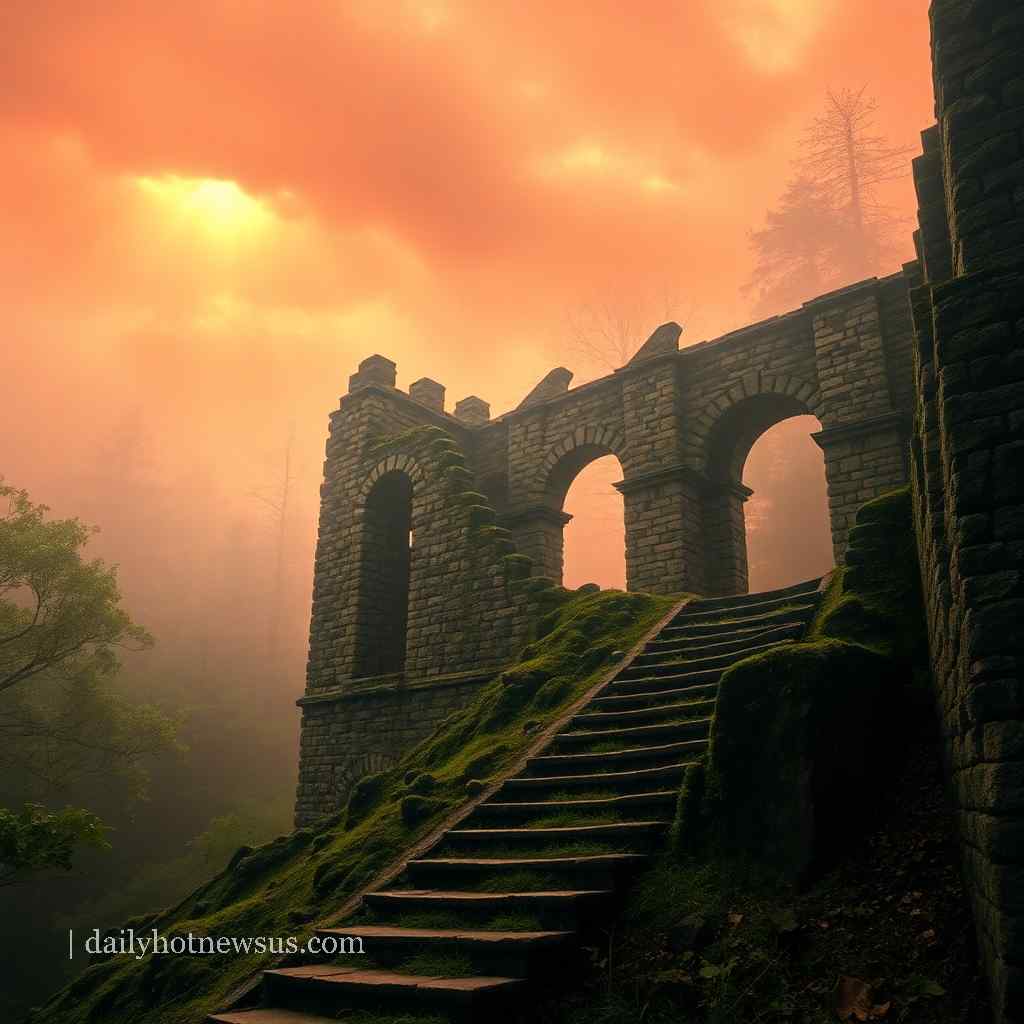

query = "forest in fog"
[1,3,933,1017]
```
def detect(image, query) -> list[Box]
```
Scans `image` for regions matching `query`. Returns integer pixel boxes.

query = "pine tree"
[744,87,913,315]
[742,175,839,316]
[799,86,913,279]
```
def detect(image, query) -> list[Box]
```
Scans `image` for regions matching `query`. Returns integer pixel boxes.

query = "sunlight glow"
[136,176,272,239]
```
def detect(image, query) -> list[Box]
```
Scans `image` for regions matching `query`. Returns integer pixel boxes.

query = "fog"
[1,2,932,1016]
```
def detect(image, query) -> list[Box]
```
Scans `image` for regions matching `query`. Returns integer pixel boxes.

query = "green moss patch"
[675,486,929,881]
[35,588,674,1024]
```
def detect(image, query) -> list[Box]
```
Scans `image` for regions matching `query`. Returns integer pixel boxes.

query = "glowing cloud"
[717,0,834,73]
[135,176,272,240]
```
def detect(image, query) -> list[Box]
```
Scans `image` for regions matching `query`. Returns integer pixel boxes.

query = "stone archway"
[352,455,427,679]
[506,426,629,586]
[692,374,825,596]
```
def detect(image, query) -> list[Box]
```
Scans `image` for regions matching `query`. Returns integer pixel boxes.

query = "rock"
[667,913,710,953]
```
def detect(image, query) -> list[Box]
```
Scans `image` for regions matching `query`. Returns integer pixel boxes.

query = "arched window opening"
[743,416,832,591]
[561,454,626,591]
[704,393,832,596]
[354,470,412,678]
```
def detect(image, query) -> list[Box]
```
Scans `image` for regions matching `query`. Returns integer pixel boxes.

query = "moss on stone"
[454,490,490,507]
[366,424,450,458]
[36,588,675,1024]
[502,553,533,582]
[443,465,474,491]
[405,772,437,795]
[400,795,445,827]
[466,505,496,528]
[344,772,388,830]
[677,486,929,882]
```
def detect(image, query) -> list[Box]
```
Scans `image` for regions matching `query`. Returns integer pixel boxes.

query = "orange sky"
[1,1,934,616]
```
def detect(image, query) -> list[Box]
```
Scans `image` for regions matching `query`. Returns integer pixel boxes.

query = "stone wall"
[296,273,917,826]
[295,672,492,825]
[908,2,1024,1019]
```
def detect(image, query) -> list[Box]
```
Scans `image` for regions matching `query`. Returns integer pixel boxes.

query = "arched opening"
[354,470,412,678]
[562,454,626,590]
[537,443,626,591]
[704,393,832,595]
[743,417,832,591]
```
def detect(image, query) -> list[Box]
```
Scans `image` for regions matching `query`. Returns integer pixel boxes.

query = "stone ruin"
[295,271,917,827]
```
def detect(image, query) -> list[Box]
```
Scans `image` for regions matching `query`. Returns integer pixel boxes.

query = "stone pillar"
[455,396,490,425]
[616,466,707,595]
[813,414,910,563]
[348,354,397,392]
[501,506,573,583]
[703,481,753,596]
[409,378,445,414]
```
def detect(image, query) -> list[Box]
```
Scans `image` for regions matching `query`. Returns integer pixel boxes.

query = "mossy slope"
[34,588,675,1024]
[675,486,927,880]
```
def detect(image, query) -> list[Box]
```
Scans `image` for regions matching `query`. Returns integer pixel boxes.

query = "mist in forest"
[1,2,933,1017]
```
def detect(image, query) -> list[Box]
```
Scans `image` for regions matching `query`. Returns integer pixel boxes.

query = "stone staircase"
[210,577,823,1024]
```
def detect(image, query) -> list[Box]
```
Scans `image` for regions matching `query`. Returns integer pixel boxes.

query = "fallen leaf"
[727,912,744,927]
[834,976,873,1021]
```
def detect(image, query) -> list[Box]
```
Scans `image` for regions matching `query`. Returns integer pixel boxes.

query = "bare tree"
[564,283,694,377]
[248,422,297,672]
[799,86,914,278]
[744,87,914,316]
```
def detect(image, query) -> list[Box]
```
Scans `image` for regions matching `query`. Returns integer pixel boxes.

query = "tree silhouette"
[742,175,840,316]
[800,85,913,279]
[745,87,913,315]
[564,283,693,377]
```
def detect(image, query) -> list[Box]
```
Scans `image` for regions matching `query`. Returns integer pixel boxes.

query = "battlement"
[345,354,490,428]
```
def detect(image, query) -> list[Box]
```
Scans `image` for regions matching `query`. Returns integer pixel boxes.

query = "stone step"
[442,821,669,848]
[604,667,722,696]
[670,590,818,625]
[498,761,692,795]
[524,739,707,776]
[687,577,821,611]
[362,887,613,934]
[316,924,573,968]
[590,682,719,711]
[406,853,648,887]
[263,965,526,1015]
[469,791,678,823]
[209,1010,338,1024]
[658,603,818,640]
[553,717,712,748]
[364,888,613,916]
[572,699,716,729]
[616,640,793,681]
[638,622,805,662]
[313,923,581,985]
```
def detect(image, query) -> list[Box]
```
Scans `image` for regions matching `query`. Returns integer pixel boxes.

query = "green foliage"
[0,483,179,802]
[35,587,675,1024]
[0,803,111,885]
[0,483,154,695]
[405,772,436,795]
[345,772,388,830]
[400,794,444,826]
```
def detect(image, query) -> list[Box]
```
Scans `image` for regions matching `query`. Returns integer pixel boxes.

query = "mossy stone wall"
[909,3,1024,1018]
